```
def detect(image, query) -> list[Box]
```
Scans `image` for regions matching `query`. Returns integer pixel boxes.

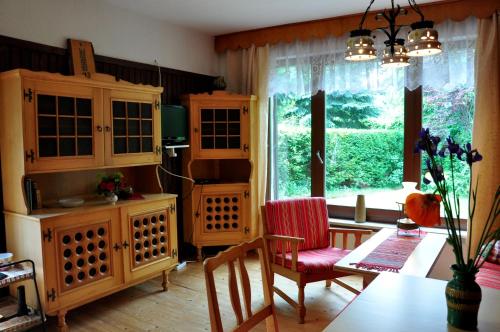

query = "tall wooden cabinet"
[182,91,256,260]
[0,69,177,331]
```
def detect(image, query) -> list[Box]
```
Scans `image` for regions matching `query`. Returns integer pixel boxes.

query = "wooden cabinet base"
[50,267,173,332]
[5,195,178,331]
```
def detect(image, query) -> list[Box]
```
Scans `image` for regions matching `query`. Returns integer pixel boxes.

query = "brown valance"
[215,0,500,53]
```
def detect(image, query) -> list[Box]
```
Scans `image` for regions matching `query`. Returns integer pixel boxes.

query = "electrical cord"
[157,164,195,184]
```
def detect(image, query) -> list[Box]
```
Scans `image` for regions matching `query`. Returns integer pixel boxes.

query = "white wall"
[0,0,216,75]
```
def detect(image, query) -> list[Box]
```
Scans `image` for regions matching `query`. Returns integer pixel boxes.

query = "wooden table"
[335,228,447,287]
[323,272,500,332]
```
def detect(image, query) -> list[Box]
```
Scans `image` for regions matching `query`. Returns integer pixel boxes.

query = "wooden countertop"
[4,193,177,221]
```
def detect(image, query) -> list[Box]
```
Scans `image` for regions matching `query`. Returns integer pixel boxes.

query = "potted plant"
[408,128,499,330]
[97,172,133,203]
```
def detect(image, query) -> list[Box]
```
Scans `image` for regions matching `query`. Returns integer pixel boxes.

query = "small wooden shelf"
[0,265,34,288]
[0,297,42,332]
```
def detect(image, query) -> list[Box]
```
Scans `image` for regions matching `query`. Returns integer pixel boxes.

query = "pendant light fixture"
[345,0,442,68]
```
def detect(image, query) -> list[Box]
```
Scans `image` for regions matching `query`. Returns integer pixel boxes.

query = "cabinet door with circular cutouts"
[41,209,122,312]
[122,199,178,283]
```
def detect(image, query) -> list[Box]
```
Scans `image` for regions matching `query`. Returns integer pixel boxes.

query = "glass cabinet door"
[112,101,154,155]
[104,89,161,166]
[37,95,93,158]
[193,102,250,159]
[23,79,104,173]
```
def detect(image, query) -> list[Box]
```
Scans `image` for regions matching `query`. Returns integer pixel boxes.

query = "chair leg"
[297,283,306,324]
[325,279,332,288]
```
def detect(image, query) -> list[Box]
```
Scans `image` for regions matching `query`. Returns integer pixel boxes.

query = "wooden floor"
[38,255,362,331]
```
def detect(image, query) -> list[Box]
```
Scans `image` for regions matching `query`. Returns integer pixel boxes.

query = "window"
[272,93,312,198]
[269,19,477,223]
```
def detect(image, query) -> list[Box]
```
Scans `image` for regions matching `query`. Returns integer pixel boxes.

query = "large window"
[269,19,477,222]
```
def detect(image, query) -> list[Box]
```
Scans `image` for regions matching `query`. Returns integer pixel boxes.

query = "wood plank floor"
[38,255,362,331]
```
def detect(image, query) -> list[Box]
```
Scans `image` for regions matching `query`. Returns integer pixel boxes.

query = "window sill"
[329,218,461,236]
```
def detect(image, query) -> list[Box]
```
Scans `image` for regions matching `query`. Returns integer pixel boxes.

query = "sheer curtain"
[217,45,270,238]
[269,17,477,96]
[470,12,500,253]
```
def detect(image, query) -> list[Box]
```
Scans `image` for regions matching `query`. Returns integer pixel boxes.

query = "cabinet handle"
[243,144,249,152]
[105,126,111,132]
[122,241,129,249]
[113,243,122,251]
[96,125,103,132]
[194,128,198,133]
[244,227,250,234]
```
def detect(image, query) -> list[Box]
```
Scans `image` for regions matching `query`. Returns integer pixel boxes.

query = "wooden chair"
[203,238,279,332]
[262,197,372,323]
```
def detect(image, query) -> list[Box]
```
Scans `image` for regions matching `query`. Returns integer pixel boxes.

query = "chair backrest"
[263,197,329,252]
[203,238,279,332]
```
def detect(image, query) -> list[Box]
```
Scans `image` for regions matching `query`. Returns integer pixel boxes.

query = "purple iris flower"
[464,143,483,165]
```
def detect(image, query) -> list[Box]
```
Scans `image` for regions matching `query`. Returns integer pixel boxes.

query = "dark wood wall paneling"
[0,34,216,260]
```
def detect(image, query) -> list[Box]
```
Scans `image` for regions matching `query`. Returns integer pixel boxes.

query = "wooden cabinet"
[4,195,178,331]
[183,91,253,159]
[0,69,176,332]
[0,69,162,174]
[182,92,256,260]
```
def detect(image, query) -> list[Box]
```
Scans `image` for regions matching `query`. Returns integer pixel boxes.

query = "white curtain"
[269,17,477,96]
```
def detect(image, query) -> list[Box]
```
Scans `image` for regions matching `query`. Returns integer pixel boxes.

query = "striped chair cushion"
[273,247,351,273]
[476,261,500,290]
[265,197,330,252]
[485,240,500,264]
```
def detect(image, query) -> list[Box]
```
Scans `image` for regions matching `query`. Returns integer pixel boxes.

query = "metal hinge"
[155,145,162,155]
[155,100,160,110]
[43,228,52,242]
[244,191,249,198]
[243,144,249,152]
[169,203,176,213]
[244,227,250,234]
[24,88,33,102]
[25,149,35,163]
[242,106,248,114]
[47,288,56,302]
[172,249,177,258]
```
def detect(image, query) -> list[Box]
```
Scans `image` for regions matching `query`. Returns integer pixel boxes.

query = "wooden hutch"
[182,91,257,260]
[0,69,178,331]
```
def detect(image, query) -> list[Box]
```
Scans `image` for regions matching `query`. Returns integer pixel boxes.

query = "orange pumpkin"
[405,193,442,227]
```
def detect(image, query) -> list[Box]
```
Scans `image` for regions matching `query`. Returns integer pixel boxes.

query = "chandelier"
[345,0,442,68]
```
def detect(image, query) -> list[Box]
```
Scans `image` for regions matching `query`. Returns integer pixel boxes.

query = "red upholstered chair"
[262,197,372,323]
